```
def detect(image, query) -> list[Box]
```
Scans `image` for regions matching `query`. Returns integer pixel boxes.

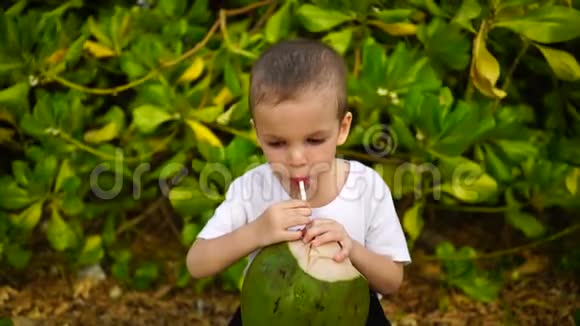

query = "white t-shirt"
[197,159,412,271]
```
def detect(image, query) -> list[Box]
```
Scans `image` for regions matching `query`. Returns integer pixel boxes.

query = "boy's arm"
[186,222,261,278]
[349,241,404,296]
[187,199,311,279]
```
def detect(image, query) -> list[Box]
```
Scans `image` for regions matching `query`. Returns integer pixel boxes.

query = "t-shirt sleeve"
[365,172,412,265]
[196,177,251,240]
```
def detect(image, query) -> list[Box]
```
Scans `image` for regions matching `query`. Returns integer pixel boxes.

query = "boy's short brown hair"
[249,38,348,120]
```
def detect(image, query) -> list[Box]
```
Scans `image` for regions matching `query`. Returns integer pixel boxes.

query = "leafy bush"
[1,0,579,301]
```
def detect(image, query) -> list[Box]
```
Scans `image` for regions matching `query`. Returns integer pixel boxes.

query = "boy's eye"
[267,141,285,147]
[307,138,326,145]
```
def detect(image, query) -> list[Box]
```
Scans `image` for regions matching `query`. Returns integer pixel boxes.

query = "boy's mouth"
[290,176,310,188]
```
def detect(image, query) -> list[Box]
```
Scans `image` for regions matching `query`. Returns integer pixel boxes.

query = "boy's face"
[251,87,352,192]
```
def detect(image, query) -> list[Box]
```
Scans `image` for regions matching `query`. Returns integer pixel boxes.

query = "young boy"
[186,39,411,325]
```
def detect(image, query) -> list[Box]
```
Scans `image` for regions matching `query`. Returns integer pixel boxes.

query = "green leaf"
[46,207,78,251]
[495,139,539,163]
[186,119,225,162]
[133,261,160,290]
[20,112,47,138]
[494,5,580,43]
[497,0,538,10]
[381,44,441,95]
[181,223,200,247]
[157,0,187,17]
[88,16,112,48]
[176,262,192,288]
[505,209,545,238]
[417,18,471,71]
[0,81,30,116]
[102,214,117,247]
[438,156,498,203]
[451,0,482,32]
[390,115,418,152]
[403,200,424,243]
[132,105,176,134]
[0,317,13,326]
[77,235,104,266]
[482,144,513,183]
[169,177,220,217]
[6,1,27,15]
[296,4,353,32]
[83,106,125,144]
[0,178,32,210]
[410,0,445,16]
[0,127,15,144]
[148,151,188,182]
[225,136,258,168]
[265,1,292,43]
[61,194,84,216]
[534,43,580,81]
[436,242,476,278]
[120,55,148,80]
[451,275,502,302]
[55,159,74,193]
[188,106,224,123]
[224,60,242,97]
[61,176,81,194]
[111,249,131,283]
[322,27,353,55]
[371,9,413,23]
[565,167,580,195]
[109,7,132,53]
[360,36,387,88]
[34,155,58,192]
[5,244,31,270]
[0,61,24,76]
[65,33,89,67]
[83,121,119,144]
[189,0,210,23]
[11,200,44,230]
[12,160,31,187]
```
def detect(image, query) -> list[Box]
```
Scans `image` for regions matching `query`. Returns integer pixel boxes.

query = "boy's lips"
[290,176,310,187]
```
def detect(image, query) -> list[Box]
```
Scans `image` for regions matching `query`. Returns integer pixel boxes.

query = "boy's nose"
[288,147,307,167]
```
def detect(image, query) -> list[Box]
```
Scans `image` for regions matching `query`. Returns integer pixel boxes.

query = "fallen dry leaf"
[73,278,101,300]
[0,286,18,305]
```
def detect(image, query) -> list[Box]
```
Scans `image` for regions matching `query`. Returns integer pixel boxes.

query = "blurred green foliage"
[1,0,579,301]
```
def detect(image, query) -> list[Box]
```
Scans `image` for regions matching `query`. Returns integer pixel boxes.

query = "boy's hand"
[252,199,312,247]
[301,218,352,263]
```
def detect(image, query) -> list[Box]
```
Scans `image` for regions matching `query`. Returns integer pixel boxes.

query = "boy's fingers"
[302,226,327,243]
[284,230,305,242]
[309,218,334,226]
[284,214,311,229]
[291,207,312,216]
[281,199,310,208]
[310,231,335,247]
[334,249,348,262]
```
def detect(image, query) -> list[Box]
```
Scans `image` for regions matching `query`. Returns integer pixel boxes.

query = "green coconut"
[240,240,370,325]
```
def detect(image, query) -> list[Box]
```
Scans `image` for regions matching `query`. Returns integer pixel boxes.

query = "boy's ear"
[337,111,352,145]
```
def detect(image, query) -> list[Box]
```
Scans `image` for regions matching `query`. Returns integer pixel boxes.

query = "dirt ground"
[1,253,577,326]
